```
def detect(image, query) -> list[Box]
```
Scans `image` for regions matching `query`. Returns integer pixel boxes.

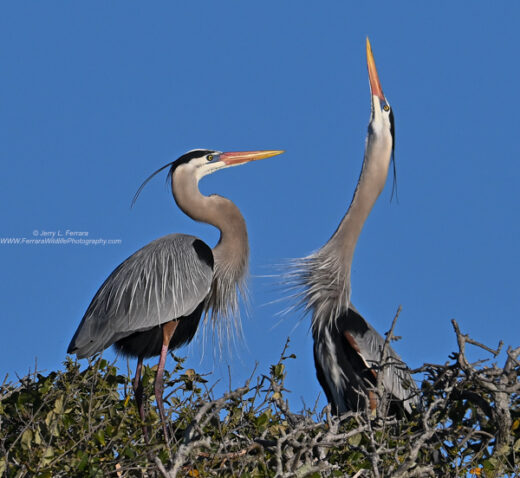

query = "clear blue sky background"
[1,2,519,410]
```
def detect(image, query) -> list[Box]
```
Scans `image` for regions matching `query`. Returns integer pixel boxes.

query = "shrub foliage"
[1,321,519,477]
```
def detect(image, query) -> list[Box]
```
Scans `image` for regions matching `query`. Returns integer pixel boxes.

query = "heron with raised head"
[289,39,418,415]
[67,148,283,438]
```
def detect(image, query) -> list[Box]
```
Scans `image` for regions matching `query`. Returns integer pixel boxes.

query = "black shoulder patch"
[192,239,214,269]
[336,307,369,336]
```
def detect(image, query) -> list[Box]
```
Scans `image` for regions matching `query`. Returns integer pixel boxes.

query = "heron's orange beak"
[366,37,385,101]
[220,150,284,166]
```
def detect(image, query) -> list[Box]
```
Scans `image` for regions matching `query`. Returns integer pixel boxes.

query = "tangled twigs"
[1,326,518,477]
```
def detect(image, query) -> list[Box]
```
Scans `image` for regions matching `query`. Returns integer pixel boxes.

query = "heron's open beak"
[220,150,284,166]
[366,37,385,101]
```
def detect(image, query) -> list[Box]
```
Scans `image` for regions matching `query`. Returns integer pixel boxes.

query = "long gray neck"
[294,124,393,335]
[306,135,391,328]
[171,166,249,325]
[326,139,390,270]
[172,166,249,272]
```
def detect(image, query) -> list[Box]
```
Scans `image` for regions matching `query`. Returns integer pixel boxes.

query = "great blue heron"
[67,148,283,438]
[289,39,418,415]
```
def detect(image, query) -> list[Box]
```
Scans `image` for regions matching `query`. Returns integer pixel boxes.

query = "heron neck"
[327,143,390,273]
[171,168,249,276]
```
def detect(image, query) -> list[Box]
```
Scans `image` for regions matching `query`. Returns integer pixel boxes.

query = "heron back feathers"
[313,306,419,414]
[67,233,213,358]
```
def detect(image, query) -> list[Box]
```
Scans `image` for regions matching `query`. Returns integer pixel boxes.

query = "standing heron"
[289,39,418,415]
[67,148,283,437]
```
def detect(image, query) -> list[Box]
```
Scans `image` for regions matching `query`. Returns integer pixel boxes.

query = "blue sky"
[1,2,519,410]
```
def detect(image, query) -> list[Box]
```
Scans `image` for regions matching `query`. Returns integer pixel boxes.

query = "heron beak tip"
[366,38,385,101]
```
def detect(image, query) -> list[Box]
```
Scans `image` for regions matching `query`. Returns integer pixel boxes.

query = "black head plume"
[131,161,175,208]
[389,108,398,203]
[131,149,215,207]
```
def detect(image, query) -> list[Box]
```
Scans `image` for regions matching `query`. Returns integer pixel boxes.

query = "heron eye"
[383,104,390,112]
[207,154,214,161]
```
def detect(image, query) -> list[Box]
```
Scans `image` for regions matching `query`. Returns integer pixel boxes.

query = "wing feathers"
[68,234,213,358]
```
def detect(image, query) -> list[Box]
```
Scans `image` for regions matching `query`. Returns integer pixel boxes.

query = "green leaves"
[21,428,32,450]
[270,363,285,381]
[255,411,270,431]
[0,340,518,477]
[53,395,64,414]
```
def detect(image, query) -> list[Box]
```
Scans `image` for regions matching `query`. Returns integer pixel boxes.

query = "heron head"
[187,149,284,181]
[167,149,284,182]
[366,38,394,148]
[131,149,284,206]
[366,37,396,198]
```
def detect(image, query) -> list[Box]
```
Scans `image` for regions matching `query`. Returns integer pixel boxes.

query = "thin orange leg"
[155,320,179,442]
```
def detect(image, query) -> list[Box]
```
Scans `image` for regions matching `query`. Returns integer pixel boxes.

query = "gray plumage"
[288,39,418,415]
[313,306,418,414]
[68,234,213,358]
[67,148,283,441]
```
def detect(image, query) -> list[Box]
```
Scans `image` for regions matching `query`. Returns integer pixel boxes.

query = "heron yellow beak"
[366,37,385,101]
[220,150,284,166]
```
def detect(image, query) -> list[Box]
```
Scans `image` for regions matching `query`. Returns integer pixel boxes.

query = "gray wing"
[346,304,419,413]
[68,233,214,358]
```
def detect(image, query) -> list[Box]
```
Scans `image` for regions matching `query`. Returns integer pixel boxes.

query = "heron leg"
[132,357,149,441]
[155,320,179,442]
